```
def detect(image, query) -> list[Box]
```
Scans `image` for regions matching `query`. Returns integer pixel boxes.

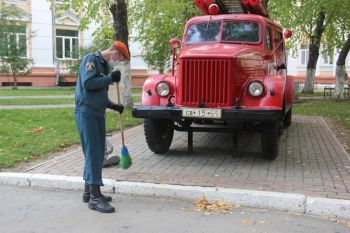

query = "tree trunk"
[334,35,350,100]
[110,0,133,107]
[12,73,17,90]
[303,10,326,93]
[109,61,133,106]
[263,0,269,7]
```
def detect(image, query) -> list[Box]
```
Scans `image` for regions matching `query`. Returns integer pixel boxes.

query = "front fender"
[141,75,176,106]
[240,75,286,110]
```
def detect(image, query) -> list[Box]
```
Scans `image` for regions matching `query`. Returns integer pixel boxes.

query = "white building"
[0,0,148,87]
[0,0,349,87]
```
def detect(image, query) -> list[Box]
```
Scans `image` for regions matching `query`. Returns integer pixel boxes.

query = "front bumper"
[132,106,282,122]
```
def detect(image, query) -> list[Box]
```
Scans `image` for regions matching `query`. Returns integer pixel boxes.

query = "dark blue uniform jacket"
[75,51,114,116]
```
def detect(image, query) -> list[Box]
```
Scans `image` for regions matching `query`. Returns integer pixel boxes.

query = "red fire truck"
[132,0,293,160]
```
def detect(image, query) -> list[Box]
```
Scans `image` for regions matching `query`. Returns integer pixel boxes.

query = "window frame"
[265,26,273,51]
[1,25,28,58]
[55,29,79,60]
[321,46,334,65]
[299,45,309,66]
[184,19,262,45]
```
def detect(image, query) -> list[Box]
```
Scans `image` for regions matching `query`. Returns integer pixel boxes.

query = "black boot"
[82,183,112,203]
[88,185,115,213]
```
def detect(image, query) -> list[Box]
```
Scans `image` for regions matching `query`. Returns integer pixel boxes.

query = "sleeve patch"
[86,62,96,72]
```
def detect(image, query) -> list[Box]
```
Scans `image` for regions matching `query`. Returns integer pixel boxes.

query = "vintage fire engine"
[132,0,293,160]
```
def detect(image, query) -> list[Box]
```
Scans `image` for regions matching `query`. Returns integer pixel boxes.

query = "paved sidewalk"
[22,115,350,200]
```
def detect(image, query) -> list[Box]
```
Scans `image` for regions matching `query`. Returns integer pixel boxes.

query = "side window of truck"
[276,31,284,52]
[265,27,272,50]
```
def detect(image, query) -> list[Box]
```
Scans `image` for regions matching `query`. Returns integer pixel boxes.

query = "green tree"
[52,0,133,106]
[269,0,350,94]
[129,0,197,73]
[333,35,350,99]
[324,3,350,99]
[0,2,33,90]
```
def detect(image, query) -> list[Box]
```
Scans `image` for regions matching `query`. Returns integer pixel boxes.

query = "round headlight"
[248,81,264,97]
[156,81,170,97]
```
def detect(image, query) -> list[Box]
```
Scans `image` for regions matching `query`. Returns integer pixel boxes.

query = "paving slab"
[20,115,350,200]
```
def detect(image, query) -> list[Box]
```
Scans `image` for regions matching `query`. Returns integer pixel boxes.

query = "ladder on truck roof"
[216,0,245,14]
[195,0,269,18]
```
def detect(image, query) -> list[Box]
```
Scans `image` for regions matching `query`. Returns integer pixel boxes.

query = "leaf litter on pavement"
[183,197,235,215]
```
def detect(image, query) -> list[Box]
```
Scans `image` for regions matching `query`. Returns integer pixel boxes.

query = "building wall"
[31,0,54,68]
[287,46,350,80]
[1,2,348,87]
[0,0,150,87]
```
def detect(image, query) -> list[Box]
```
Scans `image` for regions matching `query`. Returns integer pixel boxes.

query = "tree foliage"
[269,0,350,93]
[129,0,198,73]
[0,2,33,89]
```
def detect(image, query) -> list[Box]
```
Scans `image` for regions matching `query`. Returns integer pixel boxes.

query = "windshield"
[222,21,260,43]
[185,20,260,44]
[186,21,221,44]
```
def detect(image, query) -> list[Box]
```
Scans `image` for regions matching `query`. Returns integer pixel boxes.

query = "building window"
[300,45,309,66]
[321,46,334,65]
[56,29,79,59]
[0,25,27,57]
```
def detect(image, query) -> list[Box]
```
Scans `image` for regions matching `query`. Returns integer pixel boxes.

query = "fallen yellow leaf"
[242,219,250,225]
[185,197,233,215]
[31,127,45,133]
[345,220,350,228]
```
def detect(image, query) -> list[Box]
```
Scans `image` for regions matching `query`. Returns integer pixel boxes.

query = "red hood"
[179,43,263,59]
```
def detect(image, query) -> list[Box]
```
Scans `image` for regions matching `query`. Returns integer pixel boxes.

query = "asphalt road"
[0,185,348,233]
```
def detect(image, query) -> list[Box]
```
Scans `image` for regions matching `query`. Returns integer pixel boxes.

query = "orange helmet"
[113,41,130,60]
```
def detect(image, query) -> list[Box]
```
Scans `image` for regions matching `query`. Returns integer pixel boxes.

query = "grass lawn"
[0,98,74,105]
[132,86,142,94]
[294,100,350,129]
[297,92,325,97]
[0,88,75,96]
[0,108,142,168]
[133,96,141,103]
[0,87,142,97]
[0,96,140,105]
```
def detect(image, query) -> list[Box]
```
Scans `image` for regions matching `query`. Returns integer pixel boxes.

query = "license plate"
[182,108,222,119]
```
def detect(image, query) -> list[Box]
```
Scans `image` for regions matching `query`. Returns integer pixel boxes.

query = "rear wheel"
[144,118,174,154]
[284,108,292,128]
[261,122,279,160]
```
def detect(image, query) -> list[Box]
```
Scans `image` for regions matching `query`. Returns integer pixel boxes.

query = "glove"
[110,103,124,114]
[111,70,121,83]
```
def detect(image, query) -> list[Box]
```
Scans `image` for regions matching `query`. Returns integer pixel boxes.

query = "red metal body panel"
[140,12,292,119]
[141,75,176,106]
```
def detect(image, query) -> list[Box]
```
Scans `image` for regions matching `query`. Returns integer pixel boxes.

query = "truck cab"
[132,1,293,160]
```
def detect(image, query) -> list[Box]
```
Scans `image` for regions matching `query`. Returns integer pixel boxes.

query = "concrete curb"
[1,172,349,219]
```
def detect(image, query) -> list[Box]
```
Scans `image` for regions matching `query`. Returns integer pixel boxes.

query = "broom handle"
[116,83,125,146]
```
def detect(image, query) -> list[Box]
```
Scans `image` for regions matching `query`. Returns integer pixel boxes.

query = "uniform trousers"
[75,111,106,186]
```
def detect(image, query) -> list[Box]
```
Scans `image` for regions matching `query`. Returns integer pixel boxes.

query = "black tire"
[261,122,279,160]
[144,118,174,154]
[284,108,292,128]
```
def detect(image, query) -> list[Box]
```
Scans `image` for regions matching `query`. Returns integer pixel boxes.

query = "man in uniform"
[75,41,130,213]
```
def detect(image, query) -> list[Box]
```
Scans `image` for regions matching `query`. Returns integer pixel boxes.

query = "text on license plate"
[182,108,222,119]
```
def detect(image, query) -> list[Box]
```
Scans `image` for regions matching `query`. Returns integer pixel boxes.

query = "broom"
[116,82,132,169]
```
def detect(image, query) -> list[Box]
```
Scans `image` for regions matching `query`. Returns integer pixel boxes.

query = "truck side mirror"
[283,29,293,39]
[169,38,180,49]
[169,38,180,76]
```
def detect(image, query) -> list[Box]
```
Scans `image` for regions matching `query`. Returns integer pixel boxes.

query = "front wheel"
[144,119,174,154]
[261,122,279,160]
